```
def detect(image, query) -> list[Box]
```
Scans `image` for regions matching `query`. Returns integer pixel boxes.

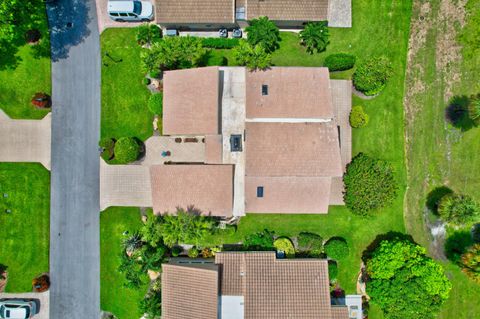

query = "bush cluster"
[353,56,393,96]
[148,93,163,115]
[297,232,323,257]
[343,153,398,215]
[273,237,295,258]
[324,237,349,259]
[245,16,280,53]
[99,137,115,161]
[114,137,141,164]
[349,105,369,128]
[188,247,199,258]
[232,40,272,71]
[324,53,356,71]
[201,37,239,49]
[136,24,162,46]
[438,193,480,226]
[243,229,275,251]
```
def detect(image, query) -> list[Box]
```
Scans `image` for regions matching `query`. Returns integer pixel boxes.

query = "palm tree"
[299,22,330,54]
[122,232,143,254]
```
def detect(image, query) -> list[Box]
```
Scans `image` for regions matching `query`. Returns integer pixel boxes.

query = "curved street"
[47,0,101,317]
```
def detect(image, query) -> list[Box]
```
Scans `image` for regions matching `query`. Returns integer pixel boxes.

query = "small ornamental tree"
[232,40,272,71]
[353,56,393,96]
[349,105,369,128]
[324,237,349,259]
[366,238,452,319]
[122,231,143,255]
[114,137,141,164]
[437,193,480,226]
[299,21,330,54]
[324,53,356,71]
[245,16,280,53]
[148,93,163,115]
[136,23,162,46]
[343,153,398,215]
[460,244,480,283]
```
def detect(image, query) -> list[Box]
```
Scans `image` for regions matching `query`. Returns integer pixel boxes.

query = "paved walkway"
[48,0,101,317]
[0,110,51,170]
[0,292,49,319]
[140,136,205,166]
[328,0,352,28]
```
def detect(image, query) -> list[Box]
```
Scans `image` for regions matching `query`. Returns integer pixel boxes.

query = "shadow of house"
[47,0,93,61]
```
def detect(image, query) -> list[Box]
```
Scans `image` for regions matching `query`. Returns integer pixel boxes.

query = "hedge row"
[201,37,240,49]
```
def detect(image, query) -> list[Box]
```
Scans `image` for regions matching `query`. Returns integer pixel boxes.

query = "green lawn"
[100,207,149,319]
[0,163,50,292]
[101,28,153,141]
[0,5,51,120]
[404,0,480,318]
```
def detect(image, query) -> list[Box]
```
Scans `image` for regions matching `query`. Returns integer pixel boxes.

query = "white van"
[107,1,154,22]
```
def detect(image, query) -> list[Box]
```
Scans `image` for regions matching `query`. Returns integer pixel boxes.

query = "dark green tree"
[232,40,272,71]
[366,238,451,319]
[299,21,330,54]
[438,193,480,226]
[114,137,141,164]
[136,24,162,46]
[353,56,393,96]
[245,16,280,53]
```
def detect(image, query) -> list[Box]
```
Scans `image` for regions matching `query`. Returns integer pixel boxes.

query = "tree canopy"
[114,137,141,164]
[245,16,280,53]
[232,40,272,71]
[353,56,393,96]
[299,21,330,54]
[366,238,451,319]
[438,193,480,226]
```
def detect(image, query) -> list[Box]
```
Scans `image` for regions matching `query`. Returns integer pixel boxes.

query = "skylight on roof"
[262,84,268,96]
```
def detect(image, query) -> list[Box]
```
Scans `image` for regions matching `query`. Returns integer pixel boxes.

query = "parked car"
[107,1,154,22]
[218,28,228,38]
[0,300,37,319]
[232,28,243,38]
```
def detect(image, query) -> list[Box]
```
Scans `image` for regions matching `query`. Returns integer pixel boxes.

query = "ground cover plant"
[0,0,50,119]
[0,163,49,292]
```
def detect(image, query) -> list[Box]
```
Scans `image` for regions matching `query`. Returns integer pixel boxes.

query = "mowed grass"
[0,163,50,292]
[101,28,153,141]
[0,6,51,120]
[404,0,480,318]
[100,207,149,319]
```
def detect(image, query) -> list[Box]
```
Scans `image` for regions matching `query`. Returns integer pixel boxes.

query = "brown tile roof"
[246,0,328,24]
[331,306,350,319]
[163,67,220,136]
[161,263,219,319]
[156,0,235,24]
[205,134,223,164]
[150,164,233,216]
[245,122,343,177]
[215,252,333,319]
[246,67,334,119]
[245,176,331,213]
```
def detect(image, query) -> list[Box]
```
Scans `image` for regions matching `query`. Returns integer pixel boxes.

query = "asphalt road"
[48,0,101,318]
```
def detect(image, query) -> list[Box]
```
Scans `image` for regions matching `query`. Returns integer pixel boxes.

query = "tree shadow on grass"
[361,231,415,262]
[426,186,454,213]
[445,95,475,132]
[444,230,473,262]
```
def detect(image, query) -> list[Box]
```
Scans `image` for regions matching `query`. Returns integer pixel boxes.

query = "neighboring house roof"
[246,67,334,119]
[155,0,235,24]
[150,164,234,216]
[163,67,220,135]
[331,306,350,319]
[161,263,219,319]
[245,122,343,177]
[245,0,329,21]
[245,176,332,213]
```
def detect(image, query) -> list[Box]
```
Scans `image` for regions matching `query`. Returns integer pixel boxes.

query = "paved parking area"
[0,291,49,319]
[0,110,51,170]
[95,0,155,33]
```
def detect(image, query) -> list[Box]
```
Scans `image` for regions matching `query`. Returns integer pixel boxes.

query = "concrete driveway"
[0,110,51,170]
[0,291,49,319]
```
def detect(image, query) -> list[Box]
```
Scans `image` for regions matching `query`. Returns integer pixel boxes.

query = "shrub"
[201,248,214,258]
[114,137,141,164]
[243,229,275,250]
[99,137,115,161]
[353,56,393,96]
[297,232,323,256]
[149,70,161,79]
[188,247,199,258]
[460,243,480,283]
[365,238,451,319]
[118,251,144,288]
[25,29,41,43]
[148,93,163,115]
[273,237,295,258]
[136,24,162,46]
[438,193,480,226]
[445,230,474,262]
[324,237,349,259]
[232,40,272,71]
[343,153,398,215]
[139,292,162,319]
[299,21,330,54]
[245,16,280,53]
[122,231,143,254]
[140,244,167,272]
[201,37,239,49]
[143,77,151,85]
[328,261,338,281]
[349,105,369,128]
[171,245,183,257]
[324,53,356,71]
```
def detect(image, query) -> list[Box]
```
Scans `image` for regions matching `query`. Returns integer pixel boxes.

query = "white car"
[107,1,154,22]
[0,300,37,319]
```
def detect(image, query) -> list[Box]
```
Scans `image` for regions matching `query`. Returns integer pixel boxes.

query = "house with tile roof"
[155,0,352,29]
[162,251,355,319]
[100,66,352,217]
